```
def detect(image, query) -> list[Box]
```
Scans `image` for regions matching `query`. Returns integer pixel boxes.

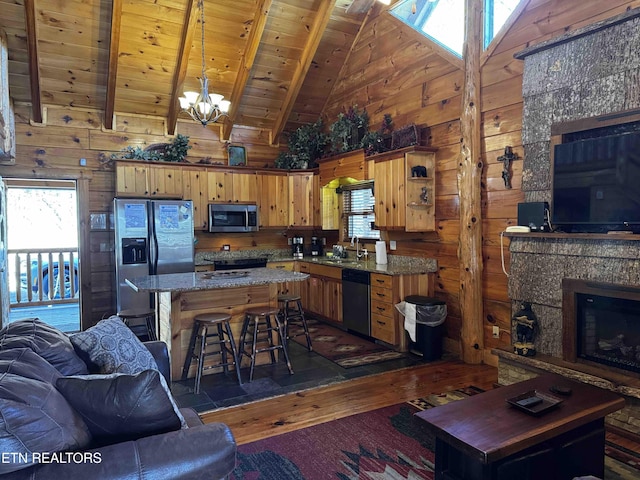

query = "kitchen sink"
[324,259,362,266]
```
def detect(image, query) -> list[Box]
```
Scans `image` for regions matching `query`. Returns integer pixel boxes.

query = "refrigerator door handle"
[150,202,158,275]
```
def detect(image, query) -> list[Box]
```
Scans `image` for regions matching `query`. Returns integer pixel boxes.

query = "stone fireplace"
[562,278,640,375]
[495,8,640,436]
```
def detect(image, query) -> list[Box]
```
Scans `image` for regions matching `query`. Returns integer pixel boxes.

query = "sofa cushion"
[69,315,157,375]
[0,372,92,475]
[0,318,88,375]
[56,370,183,446]
[0,348,62,384]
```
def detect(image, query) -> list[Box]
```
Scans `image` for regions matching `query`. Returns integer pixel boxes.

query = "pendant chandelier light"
[179,0,230,125]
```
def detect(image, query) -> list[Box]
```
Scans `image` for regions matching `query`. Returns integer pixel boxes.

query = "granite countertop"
[194,249,437,276]
[126,268,309,293]
[297,257,436,275]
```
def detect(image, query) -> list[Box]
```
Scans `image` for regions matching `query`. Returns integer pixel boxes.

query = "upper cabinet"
[258,172,289,228]
[115,163,151,197]
[288,171,317,228]
[373,146,437,232]
[0,30,14,164]
[115,162,183,198]
[182,167,208,231]
[207,170,258,204]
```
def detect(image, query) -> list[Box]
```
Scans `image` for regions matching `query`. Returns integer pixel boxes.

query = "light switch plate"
[389,240,397,250]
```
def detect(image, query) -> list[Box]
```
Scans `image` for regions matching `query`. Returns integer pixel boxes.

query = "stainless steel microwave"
[208,203,259,233]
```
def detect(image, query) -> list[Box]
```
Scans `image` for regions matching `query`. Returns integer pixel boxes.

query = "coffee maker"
[292,236,304,259]
[310,236,323,257]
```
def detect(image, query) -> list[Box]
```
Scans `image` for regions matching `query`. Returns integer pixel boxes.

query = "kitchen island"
[126,268,309,380]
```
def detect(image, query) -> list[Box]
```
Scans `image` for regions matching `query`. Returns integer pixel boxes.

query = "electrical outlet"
[222,244,231,251]
[389,240,397,250]
[492,326,500,338]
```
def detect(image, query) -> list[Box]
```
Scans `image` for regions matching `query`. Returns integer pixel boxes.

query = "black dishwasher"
[342,269,371,336]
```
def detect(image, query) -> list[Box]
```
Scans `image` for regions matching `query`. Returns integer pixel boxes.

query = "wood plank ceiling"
[0,0,369,142]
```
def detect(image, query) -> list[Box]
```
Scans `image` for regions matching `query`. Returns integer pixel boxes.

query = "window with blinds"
[341,181,380,241]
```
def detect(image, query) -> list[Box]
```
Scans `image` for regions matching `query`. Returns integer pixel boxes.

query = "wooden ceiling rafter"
[270,0,338,145]
[167,0,199,136]
[24,0,42,124]
[104,0,123,131]
[221,0,273,141]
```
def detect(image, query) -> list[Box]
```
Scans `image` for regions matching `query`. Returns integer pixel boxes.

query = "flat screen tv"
[552,131,640,233]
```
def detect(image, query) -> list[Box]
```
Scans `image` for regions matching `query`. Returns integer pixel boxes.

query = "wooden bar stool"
[278,294,313,351]
[117,308,156,341]
[180,312,241,394]
[238,306,294,382]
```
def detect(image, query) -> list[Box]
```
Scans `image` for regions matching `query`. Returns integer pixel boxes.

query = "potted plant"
[112,134,192,162]
[275,118,328,169]
[328,105,369,155]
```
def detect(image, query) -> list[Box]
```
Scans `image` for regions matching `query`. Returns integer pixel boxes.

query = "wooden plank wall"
[323,0,640,366]
[0,104,283,326]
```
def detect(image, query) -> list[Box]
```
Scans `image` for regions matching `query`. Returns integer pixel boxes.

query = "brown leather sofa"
[0,318,237,480]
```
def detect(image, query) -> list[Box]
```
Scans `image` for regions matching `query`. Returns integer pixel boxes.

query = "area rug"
[290,318,408,368]
[232,386,640,479]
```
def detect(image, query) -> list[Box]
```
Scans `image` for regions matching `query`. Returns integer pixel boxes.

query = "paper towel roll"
[375,241,387,265]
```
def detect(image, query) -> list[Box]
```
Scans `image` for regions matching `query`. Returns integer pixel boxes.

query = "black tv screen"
[552,131,640,233]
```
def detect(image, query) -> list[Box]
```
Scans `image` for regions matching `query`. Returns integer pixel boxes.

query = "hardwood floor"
[200,359,498,445]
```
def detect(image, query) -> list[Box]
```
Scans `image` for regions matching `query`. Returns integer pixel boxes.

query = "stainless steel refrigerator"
[114,198,194,312]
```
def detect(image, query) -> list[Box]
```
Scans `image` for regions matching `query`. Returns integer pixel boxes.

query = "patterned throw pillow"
[69,315,157,374]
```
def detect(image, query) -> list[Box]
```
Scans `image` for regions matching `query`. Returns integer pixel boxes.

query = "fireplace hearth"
[562,279,640,375]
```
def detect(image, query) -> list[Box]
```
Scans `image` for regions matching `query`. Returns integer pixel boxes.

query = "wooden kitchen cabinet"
[258,172,289,228]
[182,167,208,230]
[149,164,183,198]
[372,146,437,232]
[232,171,258,203]
[115,162,150,197]
[267,261,299,297]
[370,271,435,351]
[370,273,398,345]
[288,172,316,228]
[207,170,233,203]
[298,262,342,323]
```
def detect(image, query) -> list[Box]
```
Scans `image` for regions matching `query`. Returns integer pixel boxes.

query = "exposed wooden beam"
[346,0,375,14]
[24,0,42,124]
[221,0,273,141]
[167,0,199,136]
[104,0,123,131]
[458,0,484,364]
[270,0,337,145]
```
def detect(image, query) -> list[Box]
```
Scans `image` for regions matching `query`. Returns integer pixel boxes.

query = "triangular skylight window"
[484,0,522,49]
[389,0,524,57]
[391,0,465,57]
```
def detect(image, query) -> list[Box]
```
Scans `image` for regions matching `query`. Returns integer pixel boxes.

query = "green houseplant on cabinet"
[112,134,192,163]
[275,118,328,169]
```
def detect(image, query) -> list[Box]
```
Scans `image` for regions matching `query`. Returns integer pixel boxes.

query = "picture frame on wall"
[228,145,247,166]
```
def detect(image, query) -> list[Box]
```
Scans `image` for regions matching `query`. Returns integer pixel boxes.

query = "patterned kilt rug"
[290,318,408,368]
[231,386,640,479]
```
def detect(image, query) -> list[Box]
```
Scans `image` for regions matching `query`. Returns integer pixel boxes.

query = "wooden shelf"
[407,176,433,181]
[407,202,433,207]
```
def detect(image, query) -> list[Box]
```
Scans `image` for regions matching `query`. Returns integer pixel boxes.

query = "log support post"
[458,0,484,364]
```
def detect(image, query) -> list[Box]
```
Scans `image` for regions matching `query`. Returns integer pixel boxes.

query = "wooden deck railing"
[8,248,79,307]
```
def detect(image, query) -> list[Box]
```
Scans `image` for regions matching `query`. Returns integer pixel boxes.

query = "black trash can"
[404,295,446,361]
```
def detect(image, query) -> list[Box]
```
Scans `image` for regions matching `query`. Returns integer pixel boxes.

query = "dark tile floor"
[172,339,427,413]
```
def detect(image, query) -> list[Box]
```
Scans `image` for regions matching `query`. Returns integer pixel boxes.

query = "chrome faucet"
[350,235,362,261]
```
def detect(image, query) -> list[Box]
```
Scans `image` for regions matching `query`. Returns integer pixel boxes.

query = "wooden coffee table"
[415,373,625,480]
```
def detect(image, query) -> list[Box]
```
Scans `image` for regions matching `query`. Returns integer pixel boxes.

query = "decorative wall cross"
[497,146,518,189]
